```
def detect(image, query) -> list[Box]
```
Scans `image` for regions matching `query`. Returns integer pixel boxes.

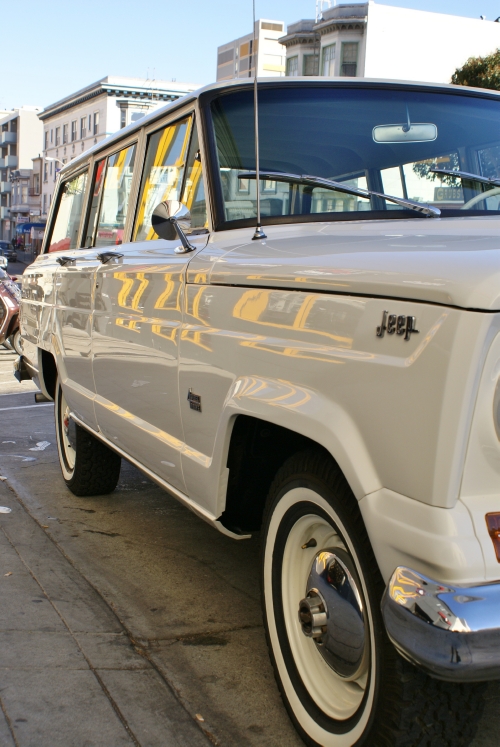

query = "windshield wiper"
[239,170,441,218]
[430,167,500,188]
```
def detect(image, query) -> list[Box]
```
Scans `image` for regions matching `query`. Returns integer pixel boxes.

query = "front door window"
[181,124,208,231]
[133,117,191,242]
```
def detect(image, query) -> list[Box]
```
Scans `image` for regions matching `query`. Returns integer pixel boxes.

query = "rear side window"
[47,171,88,253]
[133,117,191,242]
[85,144,136,248]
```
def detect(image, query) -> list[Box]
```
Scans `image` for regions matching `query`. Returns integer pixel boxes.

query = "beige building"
[39,76,199,221]
[0,107,43,241]
[281,2,500,82]
[217,19,286,81]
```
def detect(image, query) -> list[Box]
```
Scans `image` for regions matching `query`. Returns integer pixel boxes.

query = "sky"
[3,0,500,110]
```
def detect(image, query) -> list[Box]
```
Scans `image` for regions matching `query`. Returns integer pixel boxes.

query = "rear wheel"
[8,330,22,356]
[261,450,486,747]
[55,378,121,496]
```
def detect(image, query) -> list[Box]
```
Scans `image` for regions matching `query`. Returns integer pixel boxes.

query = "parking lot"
[0,341,498,747]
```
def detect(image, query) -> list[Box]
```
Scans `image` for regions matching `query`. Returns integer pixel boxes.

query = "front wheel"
[55,378,121,496]
[261,450,485,747]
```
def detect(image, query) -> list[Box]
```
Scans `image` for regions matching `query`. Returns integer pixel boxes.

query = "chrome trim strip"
[382,566,500,682]
[69,412,251,541]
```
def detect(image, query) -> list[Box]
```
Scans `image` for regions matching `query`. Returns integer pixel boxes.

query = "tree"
[451,49,500,90]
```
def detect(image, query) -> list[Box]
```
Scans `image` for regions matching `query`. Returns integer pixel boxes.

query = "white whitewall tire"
[55,377,121,496]
[261,449,487,747]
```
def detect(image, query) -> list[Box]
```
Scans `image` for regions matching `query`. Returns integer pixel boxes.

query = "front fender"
[182,374,381,518]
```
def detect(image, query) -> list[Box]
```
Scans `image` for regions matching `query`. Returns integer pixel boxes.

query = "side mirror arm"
[172,218,196,254]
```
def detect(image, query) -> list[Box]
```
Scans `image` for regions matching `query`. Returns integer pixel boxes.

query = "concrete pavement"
[0,477,210,747]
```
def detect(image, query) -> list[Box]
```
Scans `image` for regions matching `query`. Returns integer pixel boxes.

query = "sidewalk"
[0,478,210,747]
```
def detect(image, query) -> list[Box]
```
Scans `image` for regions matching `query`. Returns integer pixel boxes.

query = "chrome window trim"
[42,164,91,254]
[128,106,196,243]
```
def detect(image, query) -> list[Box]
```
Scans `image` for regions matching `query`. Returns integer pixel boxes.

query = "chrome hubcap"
[59,391,76,471]
[298,548,366,679]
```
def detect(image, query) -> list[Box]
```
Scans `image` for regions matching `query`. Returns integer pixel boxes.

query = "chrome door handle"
[56,256,76,266]
[97,251,124,264]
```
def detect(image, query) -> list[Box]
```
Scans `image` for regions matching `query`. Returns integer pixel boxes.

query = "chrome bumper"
[381,566,500,682]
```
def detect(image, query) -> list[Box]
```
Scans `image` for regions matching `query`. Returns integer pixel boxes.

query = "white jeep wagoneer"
[16,78,500,746]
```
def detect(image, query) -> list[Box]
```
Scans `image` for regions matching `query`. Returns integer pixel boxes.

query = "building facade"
[39,76,199,222]
[217,19,286,81]
[0,107,43,242]
[281,2,500,83]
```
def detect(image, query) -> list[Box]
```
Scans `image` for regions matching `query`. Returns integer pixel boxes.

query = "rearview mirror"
[151,200,192,241]
[373,123,437,144]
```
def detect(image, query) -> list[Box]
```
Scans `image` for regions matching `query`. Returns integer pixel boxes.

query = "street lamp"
[45,156,65,178]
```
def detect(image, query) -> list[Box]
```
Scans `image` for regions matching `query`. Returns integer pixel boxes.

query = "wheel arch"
[215,377,382,533]
[37,346,58,401]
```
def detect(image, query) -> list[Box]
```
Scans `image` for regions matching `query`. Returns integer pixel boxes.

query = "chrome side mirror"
[151,200,195,253]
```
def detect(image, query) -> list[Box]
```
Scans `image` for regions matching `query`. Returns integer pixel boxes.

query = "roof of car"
[60,76,500,177]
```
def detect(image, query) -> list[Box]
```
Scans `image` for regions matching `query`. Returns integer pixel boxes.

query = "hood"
[208,216,500,311]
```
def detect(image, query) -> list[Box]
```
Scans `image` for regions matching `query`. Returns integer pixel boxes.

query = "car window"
[211,87,500,225]
[181,123,208,232]
[133,117,191,241]
[47,171,88,253]
[84,158,106,247]
[86,144,136,248]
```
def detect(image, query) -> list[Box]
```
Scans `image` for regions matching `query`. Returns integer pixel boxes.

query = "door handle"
[56,256,76,266]
[97,251,124,264]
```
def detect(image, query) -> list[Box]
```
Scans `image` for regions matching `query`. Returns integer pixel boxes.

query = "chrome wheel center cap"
[298,592,328,639]
[298,548,367,679]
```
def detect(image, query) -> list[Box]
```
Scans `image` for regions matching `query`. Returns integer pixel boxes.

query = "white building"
[281,2,500,82]
[0,107,43,242]
[217,19,286,81]
[39,76,199,222]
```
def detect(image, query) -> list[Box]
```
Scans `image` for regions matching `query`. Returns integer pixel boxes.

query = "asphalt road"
[0,344,498,747]
[5,259,26,278]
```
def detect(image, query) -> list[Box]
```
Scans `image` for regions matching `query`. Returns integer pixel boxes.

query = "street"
[0,337,498,746]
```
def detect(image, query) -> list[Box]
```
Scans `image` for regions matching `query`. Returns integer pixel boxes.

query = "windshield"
[210,86,500,225]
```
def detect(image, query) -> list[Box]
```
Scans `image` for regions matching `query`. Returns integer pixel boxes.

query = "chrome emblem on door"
[376,310,419,341]
[187,389,202,412]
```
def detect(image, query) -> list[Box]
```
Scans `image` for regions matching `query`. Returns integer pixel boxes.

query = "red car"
[0,268,21,354]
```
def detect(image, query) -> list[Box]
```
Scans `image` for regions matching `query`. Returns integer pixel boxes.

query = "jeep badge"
[376,310,419,341]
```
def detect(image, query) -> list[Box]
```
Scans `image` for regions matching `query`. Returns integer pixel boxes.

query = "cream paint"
[22,216,500,589]
[359,488,485,585]
[178,277,489,511]
[204,218,500,310]
[91,236,208,493]
[54,250,101,429]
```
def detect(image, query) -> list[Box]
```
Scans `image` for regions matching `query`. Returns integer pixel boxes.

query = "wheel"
[261,450,486,747]
[55,378,121,496]
[8,330,22,356]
